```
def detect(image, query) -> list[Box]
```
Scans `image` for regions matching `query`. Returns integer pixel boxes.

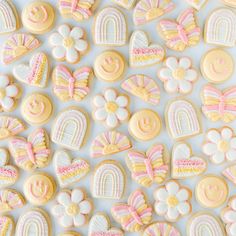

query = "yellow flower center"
[0,89,6,99]
[167,196,179,207]
[105,102,118,113]
[218,140,230,152]
[63,37,75,48]
[172,67,186,80]
[66,203,79,216]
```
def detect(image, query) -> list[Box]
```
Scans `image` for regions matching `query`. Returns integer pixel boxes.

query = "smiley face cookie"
[201,49,234,84]
[128,109,161,141]
[23,172,56,206]
[94,51,126,82]
[21,92,53,125]
[22,1,55,34]
[196,175,228,208]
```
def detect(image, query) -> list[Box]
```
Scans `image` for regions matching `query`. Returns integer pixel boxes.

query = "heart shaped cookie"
[89,213,123,236]
[13,52,49,88]
[54,150,90,187]
[113,0,136,9]
[171,142,207,179]
[129,30,165,68]
[185,0,208,10]
[0,148,18,188]
[0,215,14,236]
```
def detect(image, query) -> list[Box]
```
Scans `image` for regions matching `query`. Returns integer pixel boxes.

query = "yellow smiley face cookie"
[22,1,55,34]
[24,172,56,206]
[128,109,161,141]
[94,51,125,82]
[21,93,53,125]
[196,175,228,208]
[201,49,234,84]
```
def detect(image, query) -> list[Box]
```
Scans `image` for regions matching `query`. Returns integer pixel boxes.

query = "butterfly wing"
[222,87,236,122]
[28,128,50,168]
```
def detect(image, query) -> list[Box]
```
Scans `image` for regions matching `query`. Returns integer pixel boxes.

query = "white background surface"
[1,0,236,235]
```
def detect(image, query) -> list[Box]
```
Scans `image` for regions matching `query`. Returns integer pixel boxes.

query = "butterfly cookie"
[157,8,201,51]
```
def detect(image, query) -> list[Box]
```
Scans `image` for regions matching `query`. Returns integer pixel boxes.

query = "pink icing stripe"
[58,162,88,174]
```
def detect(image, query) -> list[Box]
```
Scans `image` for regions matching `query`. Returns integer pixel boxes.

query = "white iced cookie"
[50,24,88,64]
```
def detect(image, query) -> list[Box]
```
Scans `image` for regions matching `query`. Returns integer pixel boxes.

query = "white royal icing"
[113,0,135,9]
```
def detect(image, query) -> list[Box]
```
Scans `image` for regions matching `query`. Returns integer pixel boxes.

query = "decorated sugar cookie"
[222,0,236,7]
[221,196,236,236]
[0,215,14,236]
[202,127,236,164]
[0,116,25,140]
[59,0,96,21]
[93,7,127,46]
[21,92,53,125]
[15,208,51,236]
[8,128,51,171]
[0,0,19,34]
[0,75,21,112]
[158,8,201,51]
[205,8,236,47]
[22,1,55,34]
[222,165,236,185]
[0,189,25,213]
[165,99,201,140]
[51,188,92,228]
[111,190,152,232]
[54,150,90,187]
[200,48,234,84]
[50,24,88,64]
[91,130,132,158]
[59,232,80,236]
[89,213,124,236]
[121,74,160,105]
[195,175,228,208]
[52,65,93,102]
[172,142,207,179]
[23,172,56,205]
[92,160,125,199]
[1,33,40,65]
[0,148,18,188]
[93,88,130,129]
[185,0,208,10]
[187,212,226,236]
[129,109,161,141]
[13,52,49,88]
[51,107,89,151]
[94,50,126,82]
[129,30,165,68]
[158,56,198,94]
[126,144,169,187]
[154,180,192,222]
[113,0,136,9]
[133,0,175,25]
[201,84,236,123]
[143,222,180,236]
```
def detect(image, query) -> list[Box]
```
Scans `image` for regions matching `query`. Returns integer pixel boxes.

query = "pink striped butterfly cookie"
[1,33,40,64]
[59,0,97,21]
[172,142,207,179]
[113,0,136,9]
[0,148,19,188]
[89,213,124,236]
[223,164,236,185]
[111,190,152,232]
[158,8,201,51]
[0,215,15,236]
[121,74,160,105]
[201,84,236,123]
[129,30,165,68]
[0,0,19,34]
[91,130,132,158]
[13,52,49,88]
[54,150,90,187]
[0,116,25,140]
[8,128,51,171]
[126,144,169,187]
[52,65,93,102]
[0,189,25,213]
[185,0,208,10]
[133,0,175,25]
